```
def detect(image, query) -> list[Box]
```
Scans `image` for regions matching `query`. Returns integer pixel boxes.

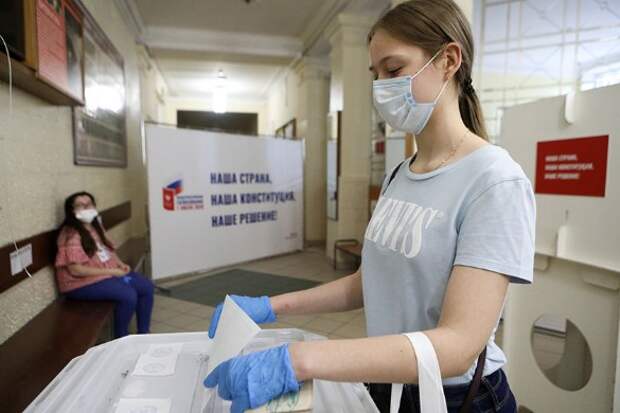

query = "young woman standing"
[204,1,534,412]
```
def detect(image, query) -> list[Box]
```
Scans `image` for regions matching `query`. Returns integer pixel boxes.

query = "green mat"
[159,269,321,307]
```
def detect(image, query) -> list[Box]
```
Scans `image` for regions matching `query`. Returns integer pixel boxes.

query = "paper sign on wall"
[535,135,609,197]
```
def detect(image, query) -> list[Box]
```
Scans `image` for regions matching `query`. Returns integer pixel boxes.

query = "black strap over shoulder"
[459,347,487,413]
[382,159,407,195]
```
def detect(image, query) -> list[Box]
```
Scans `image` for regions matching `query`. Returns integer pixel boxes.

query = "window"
[473,0,620,142]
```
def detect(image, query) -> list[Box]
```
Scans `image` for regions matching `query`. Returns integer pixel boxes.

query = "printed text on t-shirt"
[365,196,443,258]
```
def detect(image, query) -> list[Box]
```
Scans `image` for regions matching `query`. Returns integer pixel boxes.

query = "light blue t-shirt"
[361,144,535,385]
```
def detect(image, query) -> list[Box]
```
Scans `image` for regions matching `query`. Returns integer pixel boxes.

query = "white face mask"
[75,208,98,224]
[372,48,448,135]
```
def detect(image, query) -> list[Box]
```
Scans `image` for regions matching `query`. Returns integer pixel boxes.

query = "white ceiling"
[134,0,330,38]
[155,52,284,100]
[119,0,388,100]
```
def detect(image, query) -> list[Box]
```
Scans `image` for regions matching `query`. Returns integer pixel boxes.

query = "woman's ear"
[442,42,462,81]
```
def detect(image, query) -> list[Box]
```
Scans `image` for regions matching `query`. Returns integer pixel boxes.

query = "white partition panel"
[146,124,304,280]
[500,84,619,413]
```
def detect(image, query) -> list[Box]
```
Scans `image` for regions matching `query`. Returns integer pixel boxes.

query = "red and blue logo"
[163,179,203,211]
[163,180,183,210]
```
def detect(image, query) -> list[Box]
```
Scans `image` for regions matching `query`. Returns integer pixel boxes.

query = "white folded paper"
[205,296,313,412]
[206,295,261,376]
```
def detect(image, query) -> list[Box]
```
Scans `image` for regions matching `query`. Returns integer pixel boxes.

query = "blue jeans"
[65,272,154,338]
[368,369,517,413]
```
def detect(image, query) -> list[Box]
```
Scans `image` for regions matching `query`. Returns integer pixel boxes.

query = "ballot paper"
[205,296,313,412]
[247,381,313,413]
[206,295,262,376]
[114,398,171,413]
[132,343,183,376]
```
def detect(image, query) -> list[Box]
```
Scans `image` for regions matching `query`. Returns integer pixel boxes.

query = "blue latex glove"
[204,344,301,413]
[208,295,276,339]
[121,275,131,284]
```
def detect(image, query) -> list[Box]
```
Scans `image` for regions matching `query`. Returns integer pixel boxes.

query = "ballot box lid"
[25,329,378,413]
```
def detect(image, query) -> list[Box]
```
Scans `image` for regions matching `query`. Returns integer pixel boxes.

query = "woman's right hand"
[111,268,127,277]
[208,295,276,338]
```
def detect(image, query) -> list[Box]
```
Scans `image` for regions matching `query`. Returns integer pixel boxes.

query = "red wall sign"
[36,0,69,92]
[535,135,609,197]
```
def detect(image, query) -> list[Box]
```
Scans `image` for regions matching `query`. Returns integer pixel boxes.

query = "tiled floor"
[148,246,365,340]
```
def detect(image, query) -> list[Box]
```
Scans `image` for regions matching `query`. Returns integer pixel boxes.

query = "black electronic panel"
[0,0,25,61]
[177,110,258,136]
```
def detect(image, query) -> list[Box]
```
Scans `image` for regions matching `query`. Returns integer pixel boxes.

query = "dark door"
[177,110,258,136]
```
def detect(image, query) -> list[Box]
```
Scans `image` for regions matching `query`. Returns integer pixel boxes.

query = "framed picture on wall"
[0,0,87,106]
[64,0,84,101]
[72,1,127,167]
[32,0,85,102]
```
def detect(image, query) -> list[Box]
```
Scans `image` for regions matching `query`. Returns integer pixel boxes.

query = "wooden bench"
[0,202,140,413]
[0,299,114,413]
[116,236,147,275]
[333,239,362,270]
[0,236,147,413]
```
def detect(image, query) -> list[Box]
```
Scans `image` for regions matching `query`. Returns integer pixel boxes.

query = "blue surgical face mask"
[372,48,448,135]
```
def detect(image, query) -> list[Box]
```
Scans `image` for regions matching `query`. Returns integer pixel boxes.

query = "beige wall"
[266,69,300,135]
[138,47,168,124]
[0,0,144,344]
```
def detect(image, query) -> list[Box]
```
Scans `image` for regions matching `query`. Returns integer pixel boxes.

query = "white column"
[325,13,375,262]
[391,0,472,20]
[295,57,330,244]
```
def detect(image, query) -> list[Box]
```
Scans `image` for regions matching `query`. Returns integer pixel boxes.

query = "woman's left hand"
[119,263,131,274]
[204,344,301,413]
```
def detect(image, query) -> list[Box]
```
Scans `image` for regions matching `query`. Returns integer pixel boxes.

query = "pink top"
[55,226,122,293]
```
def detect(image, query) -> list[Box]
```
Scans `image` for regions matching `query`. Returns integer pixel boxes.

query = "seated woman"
[55,191,154,338]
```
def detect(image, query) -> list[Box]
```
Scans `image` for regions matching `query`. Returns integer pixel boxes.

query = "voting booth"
[145,124,304,280]
[500,84,619,412]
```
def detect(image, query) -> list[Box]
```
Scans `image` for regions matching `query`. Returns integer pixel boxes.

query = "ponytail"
[459,82,488,140]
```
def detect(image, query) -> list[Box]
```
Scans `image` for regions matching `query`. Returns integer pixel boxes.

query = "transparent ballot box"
[25,329,379,413]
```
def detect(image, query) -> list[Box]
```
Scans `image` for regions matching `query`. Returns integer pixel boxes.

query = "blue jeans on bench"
[65,272,154,338]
